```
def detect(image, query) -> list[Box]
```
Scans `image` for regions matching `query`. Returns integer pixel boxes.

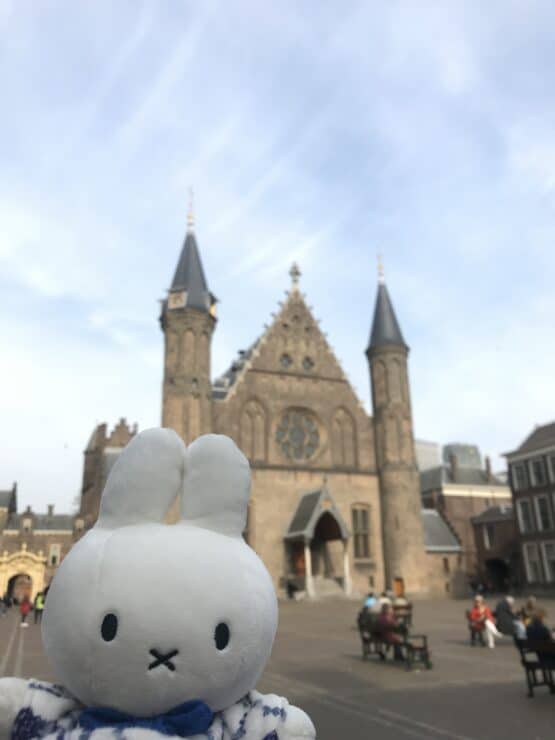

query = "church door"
[292,543,305,576]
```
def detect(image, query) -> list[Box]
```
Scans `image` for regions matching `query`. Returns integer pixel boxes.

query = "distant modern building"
[420,443,511,580]
[505,422,555,588]
[471,505,518,591]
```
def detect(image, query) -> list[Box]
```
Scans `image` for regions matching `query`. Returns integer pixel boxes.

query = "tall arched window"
[183,329,195,370]
[385,414,400,462]
[372,360,387,407]
[388,359,403,402]
[332,408,356,467]
[165,331,179,373]
[352,505,370,559]
[240,400,267,462]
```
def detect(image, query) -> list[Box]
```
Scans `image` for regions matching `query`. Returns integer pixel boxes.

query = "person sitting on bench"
[494,595,520,636]
[468,595,504,648]
[377,603,404,659]
[526,608,555,668]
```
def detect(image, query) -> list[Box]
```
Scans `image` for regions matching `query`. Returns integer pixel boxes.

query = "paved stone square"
[1,598,554,739]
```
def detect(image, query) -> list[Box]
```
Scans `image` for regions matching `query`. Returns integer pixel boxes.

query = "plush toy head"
[42,430,278,717]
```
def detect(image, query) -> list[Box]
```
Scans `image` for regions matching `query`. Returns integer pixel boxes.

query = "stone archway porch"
[284,486,351,599]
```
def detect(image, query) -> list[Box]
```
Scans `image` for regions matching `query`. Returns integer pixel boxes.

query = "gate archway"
[0,547,46,601]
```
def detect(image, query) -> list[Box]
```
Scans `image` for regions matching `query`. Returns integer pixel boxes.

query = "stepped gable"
[214,270,366,413]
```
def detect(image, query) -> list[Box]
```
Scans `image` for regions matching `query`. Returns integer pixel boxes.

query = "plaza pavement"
[1,598,554,739]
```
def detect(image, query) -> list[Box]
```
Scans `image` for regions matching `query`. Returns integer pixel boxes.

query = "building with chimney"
[421,443,511,583]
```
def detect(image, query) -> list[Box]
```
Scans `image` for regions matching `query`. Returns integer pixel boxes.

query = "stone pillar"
[343,540,352,596]
[304,541,315,599]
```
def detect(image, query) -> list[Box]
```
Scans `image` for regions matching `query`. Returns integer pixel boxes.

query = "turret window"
[352,506,370,559]
[302,357,314,371]
[280,353,293,369]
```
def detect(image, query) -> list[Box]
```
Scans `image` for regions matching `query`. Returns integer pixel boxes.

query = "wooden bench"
[393,603,413,629]
[358,612,432,671]
[514,638,555,697]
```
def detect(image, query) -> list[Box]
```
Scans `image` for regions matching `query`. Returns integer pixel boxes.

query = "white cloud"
[2,0,555,512]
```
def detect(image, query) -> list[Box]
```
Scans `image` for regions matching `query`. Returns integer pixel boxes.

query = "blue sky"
[2,1,555,512]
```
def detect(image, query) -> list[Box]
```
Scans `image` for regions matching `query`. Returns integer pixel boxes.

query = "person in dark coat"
[494,595,518,635]
[526,609,555,667]
[526,608,553,642]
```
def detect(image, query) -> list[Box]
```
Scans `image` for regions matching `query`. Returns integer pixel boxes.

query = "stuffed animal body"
[0,430,315,739]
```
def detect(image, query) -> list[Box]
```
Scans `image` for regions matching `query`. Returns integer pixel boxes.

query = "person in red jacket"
[19,596,31,628]
[468,595,502,648]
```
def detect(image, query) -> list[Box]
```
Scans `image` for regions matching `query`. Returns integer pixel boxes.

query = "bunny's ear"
[181,434,250,537]
[97,428,186,528]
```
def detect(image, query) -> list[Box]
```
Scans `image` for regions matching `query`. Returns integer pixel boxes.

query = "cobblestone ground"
[1,598,554,739]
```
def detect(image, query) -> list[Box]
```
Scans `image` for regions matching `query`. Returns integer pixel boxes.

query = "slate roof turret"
[169,227,216,313]
[367,281,407,353]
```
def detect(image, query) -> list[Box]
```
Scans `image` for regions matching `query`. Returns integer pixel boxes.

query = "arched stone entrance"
[0,546,46,601]
[7,573,32,603]
[485,557,510,592]
[284,487,351,599]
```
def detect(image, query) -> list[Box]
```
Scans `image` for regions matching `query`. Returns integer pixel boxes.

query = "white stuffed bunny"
[0,429,315,740]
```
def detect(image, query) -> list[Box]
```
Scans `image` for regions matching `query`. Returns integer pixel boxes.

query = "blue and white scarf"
[11,680,294,739]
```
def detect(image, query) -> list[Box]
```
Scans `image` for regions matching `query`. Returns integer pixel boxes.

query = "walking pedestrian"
[19,596,31,627]
[34,591,45,624]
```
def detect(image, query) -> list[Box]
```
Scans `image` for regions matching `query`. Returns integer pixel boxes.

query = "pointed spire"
[377,252,384,284]
[169,201,215,314]
[367,272,407,353]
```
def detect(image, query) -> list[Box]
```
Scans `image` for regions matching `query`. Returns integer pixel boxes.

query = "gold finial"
[187,187,194,230]
[377,252,384,284]
[289,262,301,287]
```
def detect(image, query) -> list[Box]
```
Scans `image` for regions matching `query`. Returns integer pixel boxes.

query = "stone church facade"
[1,215,464,600]
[156,217,459,598]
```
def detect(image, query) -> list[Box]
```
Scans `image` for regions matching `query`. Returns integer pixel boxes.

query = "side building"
[0,420,137,601]
[471,505,518,591]
[421,443,511,585]
[505,422,555,589]
[79,418,137,530]
[0,497,78,601]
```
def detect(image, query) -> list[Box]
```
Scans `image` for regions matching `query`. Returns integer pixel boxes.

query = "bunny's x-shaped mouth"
[148,648,178,672]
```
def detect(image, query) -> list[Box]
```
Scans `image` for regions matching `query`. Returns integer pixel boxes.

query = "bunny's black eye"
[214,622,230,651]
[101,613,118,642]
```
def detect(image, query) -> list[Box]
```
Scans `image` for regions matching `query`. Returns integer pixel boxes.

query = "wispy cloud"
[2,0,555,509]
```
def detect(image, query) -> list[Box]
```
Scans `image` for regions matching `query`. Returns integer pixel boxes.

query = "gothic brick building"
[153,216,460,597]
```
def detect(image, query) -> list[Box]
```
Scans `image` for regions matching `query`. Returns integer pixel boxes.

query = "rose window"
[276,410,320,461]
